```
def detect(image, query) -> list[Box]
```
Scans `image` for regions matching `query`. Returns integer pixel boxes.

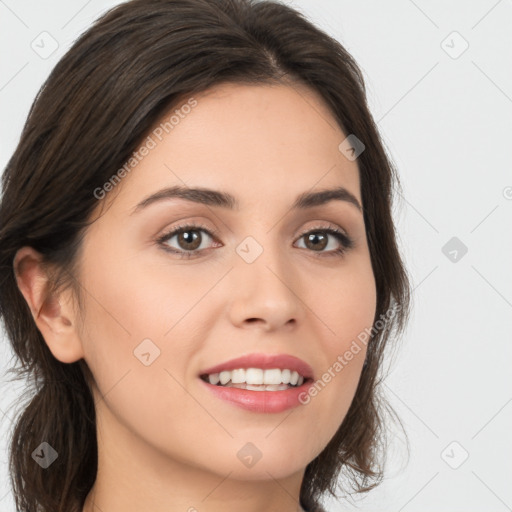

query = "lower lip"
[199,378,313,413]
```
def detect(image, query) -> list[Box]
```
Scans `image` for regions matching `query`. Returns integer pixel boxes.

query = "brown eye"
[295,227,354,257]
[157,224,219,258]
[174,229,203,251]
[302,232,328,251]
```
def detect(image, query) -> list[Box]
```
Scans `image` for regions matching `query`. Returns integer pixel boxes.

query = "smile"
[200,367,306,389]
[198,353,315,413]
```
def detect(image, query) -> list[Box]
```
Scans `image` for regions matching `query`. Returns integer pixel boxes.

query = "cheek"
[309,252,376,349]
[78,242,211,348]
[77,248,203,404]
[77,253,212,460]
[300,255,376,436]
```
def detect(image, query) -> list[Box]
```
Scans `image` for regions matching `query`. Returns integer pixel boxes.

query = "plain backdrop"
[1,1,511,511]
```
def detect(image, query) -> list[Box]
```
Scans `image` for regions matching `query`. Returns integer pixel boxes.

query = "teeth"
[263,369,282,385]
[230,383,291,391]
[219,371,231,385]
[203,368,307,387]
[208,373,220,385]
[231,369,245,384]
[245,368,263,385]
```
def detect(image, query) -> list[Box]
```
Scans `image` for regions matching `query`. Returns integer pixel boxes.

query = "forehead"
[99,82,361,215]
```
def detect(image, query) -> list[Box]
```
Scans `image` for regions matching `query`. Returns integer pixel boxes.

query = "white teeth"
[227,383,291,391]
[266,384,290,391]
[219,371,231,385]
[203,367,307,387]
[245,368,264,385]
[231,369,246,384]
[263,368,282,385]
[246,383,290,391]
[208,373,220,385]
[246,384,265,391]
[281,369,291,384]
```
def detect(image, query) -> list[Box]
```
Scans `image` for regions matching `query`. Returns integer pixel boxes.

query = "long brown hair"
[0,0,411,510]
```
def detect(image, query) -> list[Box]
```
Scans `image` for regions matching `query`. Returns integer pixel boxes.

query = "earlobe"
[13,246,85,363]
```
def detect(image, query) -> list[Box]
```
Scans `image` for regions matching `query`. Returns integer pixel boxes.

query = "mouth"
[199,368,312,391]
[198,353,314,391]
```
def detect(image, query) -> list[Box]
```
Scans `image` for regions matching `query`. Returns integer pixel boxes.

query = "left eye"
[295,228,350,253]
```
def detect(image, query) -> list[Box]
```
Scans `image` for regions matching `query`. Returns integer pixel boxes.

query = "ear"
[13,246,85,363]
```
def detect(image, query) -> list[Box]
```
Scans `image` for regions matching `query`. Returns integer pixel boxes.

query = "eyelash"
[155,222,354,260]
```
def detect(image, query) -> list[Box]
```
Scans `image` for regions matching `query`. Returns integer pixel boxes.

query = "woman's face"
[76,82,376,482]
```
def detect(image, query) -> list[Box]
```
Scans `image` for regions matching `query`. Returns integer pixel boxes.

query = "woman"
[0,0,411,510]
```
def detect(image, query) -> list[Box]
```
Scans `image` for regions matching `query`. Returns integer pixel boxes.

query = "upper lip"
[199,353,314,380]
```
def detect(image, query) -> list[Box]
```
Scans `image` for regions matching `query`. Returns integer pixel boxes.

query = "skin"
[14,81,377,512]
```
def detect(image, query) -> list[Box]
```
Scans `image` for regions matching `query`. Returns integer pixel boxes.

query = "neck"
[82,400,307,512]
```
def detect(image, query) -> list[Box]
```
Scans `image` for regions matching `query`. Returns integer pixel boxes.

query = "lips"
[199,353,314,380]
[198,353,315,413]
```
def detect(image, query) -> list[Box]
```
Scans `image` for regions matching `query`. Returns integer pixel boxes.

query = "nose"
[227,240,303,332]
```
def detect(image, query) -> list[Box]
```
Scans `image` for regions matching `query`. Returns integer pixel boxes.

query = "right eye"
[156,223,222,259]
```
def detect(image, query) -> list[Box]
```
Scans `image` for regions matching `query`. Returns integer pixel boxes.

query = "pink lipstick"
[198,353,314,413]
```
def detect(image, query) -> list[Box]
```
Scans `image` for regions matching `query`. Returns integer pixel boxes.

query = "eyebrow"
[130,185,362,215]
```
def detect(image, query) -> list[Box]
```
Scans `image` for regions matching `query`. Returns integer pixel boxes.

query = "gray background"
[1,1,511,511]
